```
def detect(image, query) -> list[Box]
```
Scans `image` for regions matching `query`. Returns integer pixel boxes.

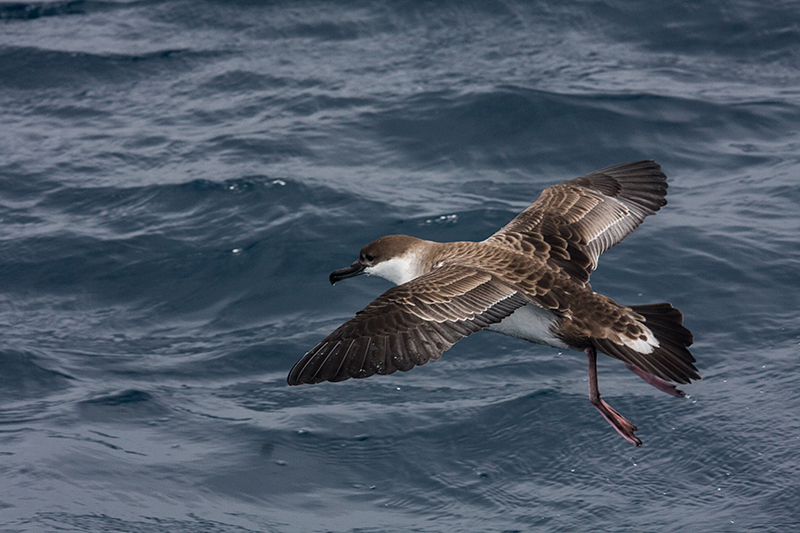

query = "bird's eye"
[364,253,374,262]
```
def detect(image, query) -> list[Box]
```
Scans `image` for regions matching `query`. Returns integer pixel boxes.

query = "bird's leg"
[625,363,686,398]
[586,346,642,446]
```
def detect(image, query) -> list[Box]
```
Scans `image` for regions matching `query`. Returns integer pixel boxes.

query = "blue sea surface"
[1,1,799,531]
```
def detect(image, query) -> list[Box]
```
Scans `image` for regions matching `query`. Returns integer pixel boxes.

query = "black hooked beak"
[329,260,365,285]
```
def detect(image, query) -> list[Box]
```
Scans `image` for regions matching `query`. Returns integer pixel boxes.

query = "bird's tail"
[591,303,700,385]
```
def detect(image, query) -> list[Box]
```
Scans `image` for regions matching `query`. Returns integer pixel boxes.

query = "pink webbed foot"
[591,397,643,446]
[625,363,686,398]
[585,345,643,446]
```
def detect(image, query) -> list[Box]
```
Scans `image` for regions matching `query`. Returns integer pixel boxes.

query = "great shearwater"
[288,160,699,446]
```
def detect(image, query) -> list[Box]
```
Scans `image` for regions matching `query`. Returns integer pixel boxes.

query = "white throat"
[365,253,424,285]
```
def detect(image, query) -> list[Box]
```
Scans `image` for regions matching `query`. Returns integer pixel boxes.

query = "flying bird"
[288,161,699,445]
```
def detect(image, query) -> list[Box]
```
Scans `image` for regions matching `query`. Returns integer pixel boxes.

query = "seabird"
[288,160,699,446]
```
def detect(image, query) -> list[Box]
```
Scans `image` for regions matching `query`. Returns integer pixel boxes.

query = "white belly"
[488,303,569,349]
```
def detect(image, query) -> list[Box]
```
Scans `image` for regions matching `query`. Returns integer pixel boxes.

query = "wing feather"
[484,160,668,285]
[288,265,531,385]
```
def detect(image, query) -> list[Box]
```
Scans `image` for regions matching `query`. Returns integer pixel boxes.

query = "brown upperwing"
[483,160,668,286]
[288,265,530,385]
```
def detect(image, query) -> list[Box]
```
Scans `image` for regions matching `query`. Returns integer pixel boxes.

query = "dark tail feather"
[592,303,700,385]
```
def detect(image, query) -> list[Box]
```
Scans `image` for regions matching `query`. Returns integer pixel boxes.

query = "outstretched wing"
[288,265,531,385]
[484,160,668,285]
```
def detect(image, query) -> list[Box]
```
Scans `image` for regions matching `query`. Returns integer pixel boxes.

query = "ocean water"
[1,0,799,531]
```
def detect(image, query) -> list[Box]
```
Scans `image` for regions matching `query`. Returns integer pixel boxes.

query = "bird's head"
[329,234,431,286]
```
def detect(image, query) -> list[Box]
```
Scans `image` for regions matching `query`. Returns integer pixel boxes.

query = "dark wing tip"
[574,160,669,215]
[287,349,321,386]
[287,362,311,385]
[287,332,442,386]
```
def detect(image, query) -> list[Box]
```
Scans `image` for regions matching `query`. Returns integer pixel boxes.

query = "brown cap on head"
[358,235,426,266]
[329,235,426,285]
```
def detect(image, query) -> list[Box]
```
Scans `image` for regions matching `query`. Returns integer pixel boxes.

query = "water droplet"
[232,248,242,254]
[275,460,287,466]
[272,179,286,186]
